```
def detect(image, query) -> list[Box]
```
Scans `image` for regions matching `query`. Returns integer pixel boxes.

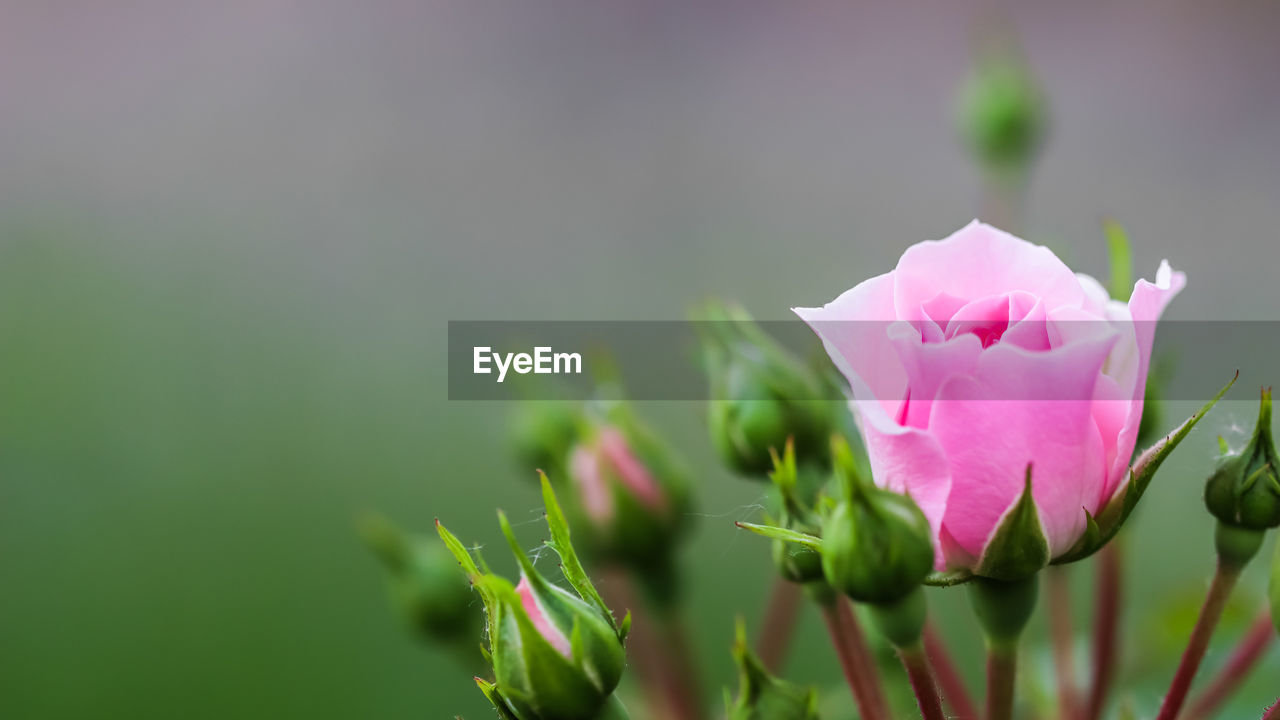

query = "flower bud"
[958,40,1047,178]
[725,618,821,720]
[820,438,934,605]
[437,475,630,720]
[565,405,693,577]
[766,441,826,585]
[357,512,481,647]
[1205,388,1280,531]
[697,302,835,476]
[508,401,582,479]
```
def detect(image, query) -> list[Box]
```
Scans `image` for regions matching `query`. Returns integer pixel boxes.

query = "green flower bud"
[565,404,693,579]
[820,438,934,604]
[1205,388,1280,530]
[958,42,1047,177]
[766,441,826,585]
[358,513,482,647]
[508,401,582,479]
[438,476,630,720]
[725,618,821,720]
[697,302,835,477]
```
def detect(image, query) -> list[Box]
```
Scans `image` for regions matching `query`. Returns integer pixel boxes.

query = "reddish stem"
[899,644,947,720]
[1153,563,1243,720]
[1264,699,1280,720]
[819,598,890,720]
[1085,543,1122,720]
[986,642,1019,720]
[923,623,979,719]
[1183,608,1277,720]
[756,578,803,672]
[1049,565,1080,720]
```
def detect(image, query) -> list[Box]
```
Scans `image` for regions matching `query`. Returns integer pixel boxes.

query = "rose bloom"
[796,221,1183,571]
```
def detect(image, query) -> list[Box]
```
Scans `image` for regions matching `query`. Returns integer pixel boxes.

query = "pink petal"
[933,332,1117,560]
[795,272,907,420]
[515,576,573,658]
[1101,262,1186,501]
[893,221,1085,319]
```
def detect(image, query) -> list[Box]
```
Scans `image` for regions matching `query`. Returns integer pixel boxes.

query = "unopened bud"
[358,512,481,647]
[698,302,835,476]
[565,407,692,576]
[1205,387,1280,531]
[437,476,629,720]
[820,438,934,604]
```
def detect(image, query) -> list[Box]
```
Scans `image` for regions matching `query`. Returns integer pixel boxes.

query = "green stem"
[899,643,946,720]
[969,575,1038,720]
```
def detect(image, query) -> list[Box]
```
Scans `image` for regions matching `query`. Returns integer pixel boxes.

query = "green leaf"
[977,465,1050,580]
[735,521,823,551]
[539,471,622,636]
[1104,219,1133,301]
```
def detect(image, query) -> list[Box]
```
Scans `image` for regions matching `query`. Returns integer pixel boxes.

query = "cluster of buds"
[437,475,630,720]
[696,301,837,477]
[1205,388,1280,544]
[741,437,934,646]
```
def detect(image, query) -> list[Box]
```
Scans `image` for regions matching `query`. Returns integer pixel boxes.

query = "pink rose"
[795,221,1184,571]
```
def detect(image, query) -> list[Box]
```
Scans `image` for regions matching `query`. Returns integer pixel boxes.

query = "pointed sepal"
[977,465,1050,580]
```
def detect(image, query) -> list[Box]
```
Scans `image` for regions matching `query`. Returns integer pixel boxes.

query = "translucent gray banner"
[447,321,1255,401]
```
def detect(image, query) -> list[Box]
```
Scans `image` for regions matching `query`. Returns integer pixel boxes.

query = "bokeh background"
[3,1,1279,718]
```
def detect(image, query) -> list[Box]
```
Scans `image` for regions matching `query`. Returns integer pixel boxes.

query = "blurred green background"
[2,2,1279,718]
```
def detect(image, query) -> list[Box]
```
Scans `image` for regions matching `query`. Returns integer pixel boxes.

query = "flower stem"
[1084,543,1122,720]
[986,640,1019,720]
[1264,699,1280,720]
[818,597,890,720]
[923,623,979,719]
[1183,607,1277,720]
[1048,565,1080,720]
[969,575,1038,720]
[899,643,947,720]
[1153,562,1244,720]
[756,578,803,672]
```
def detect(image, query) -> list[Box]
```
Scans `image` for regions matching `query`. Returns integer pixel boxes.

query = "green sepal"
[475,677,521,720]
[539,471,627,640]
[725,616,822,720]
[976,465,1049,580]
[735,521,824,552]
[1054,372,1237,565]
[923,570,973,587]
